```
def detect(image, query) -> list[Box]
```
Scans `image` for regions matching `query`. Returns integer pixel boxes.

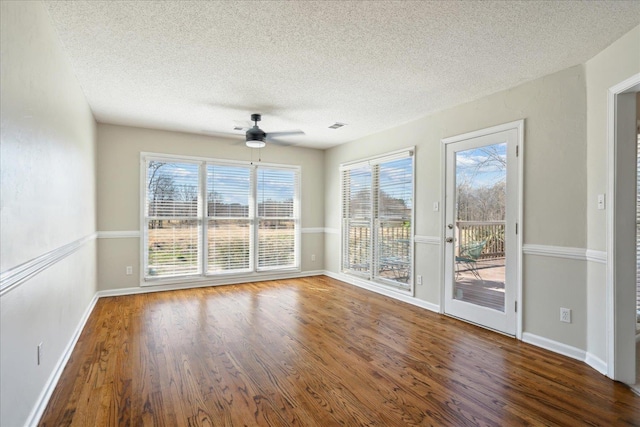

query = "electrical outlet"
[416,275,422,285]
[311,254,316,262]
[560,307,571,323]
[126,266,133,275]
[37,342,43,365]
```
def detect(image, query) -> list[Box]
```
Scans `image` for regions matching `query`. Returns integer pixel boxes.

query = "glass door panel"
[454,143,507,312]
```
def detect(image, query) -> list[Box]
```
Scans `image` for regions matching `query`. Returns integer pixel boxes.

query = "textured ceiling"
[44,1,640,149]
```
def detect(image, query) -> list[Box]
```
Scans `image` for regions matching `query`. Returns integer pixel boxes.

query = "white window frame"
[140,152,301,285]
[340,147,416,295]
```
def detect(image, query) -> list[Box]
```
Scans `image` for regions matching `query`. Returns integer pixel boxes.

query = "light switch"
[597,194,605,210]
[433,202,439,212]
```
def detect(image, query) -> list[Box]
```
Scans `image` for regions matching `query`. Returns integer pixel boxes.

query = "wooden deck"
[455,258,506,311]
[39,276,640,426]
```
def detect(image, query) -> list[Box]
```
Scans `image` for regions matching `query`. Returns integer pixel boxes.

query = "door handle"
[446,237,454,243]
[447,224,454,229]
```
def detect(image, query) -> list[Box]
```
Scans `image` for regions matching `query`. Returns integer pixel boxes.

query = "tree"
[147,161,176,228]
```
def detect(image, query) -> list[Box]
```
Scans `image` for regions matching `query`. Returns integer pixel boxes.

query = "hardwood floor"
[40,276,639,426]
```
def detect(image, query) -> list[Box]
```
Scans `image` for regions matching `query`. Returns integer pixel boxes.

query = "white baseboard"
[522,332,608,375]
[27,293,99,427]
[98,270,325,297]
[323,270,440,313]
[522,332,586,361]
[585,352,608,375]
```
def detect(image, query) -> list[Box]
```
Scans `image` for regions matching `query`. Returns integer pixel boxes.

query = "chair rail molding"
[0,232,97,296]
[97,230,140,239]
[414,235,441,245]
[523,244,587,261]
[301,227,325,234]
[585,249,607,264]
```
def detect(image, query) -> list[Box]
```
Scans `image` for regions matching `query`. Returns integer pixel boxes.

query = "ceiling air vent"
[328,122,347,129]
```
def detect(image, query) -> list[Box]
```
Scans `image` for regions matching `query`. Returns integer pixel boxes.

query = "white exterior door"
[443,123,521,335]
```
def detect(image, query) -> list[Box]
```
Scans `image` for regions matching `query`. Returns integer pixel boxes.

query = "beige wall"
[586,25,640,252]
[0,2,97,426]
[96,123,325,290]
[325,65,589,348]
[585,25,640,363]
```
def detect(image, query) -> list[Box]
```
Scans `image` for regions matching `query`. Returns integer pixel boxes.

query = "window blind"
[207,164,252,273]
[375,157,413,284]
[342,165,372,277]
[257,167,298,270]
[143,155,300,280]
[145,160,201,277]
[341,149,414,289]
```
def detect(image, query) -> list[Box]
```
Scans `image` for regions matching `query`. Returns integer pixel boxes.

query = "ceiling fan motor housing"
[246,113,266,142]
[246,126,266,142]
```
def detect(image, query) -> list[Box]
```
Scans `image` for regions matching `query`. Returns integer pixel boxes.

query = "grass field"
[147,220,294,276]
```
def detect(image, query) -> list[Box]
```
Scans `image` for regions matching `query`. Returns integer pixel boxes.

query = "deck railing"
[343,221,505,278]
[456,221,505,259]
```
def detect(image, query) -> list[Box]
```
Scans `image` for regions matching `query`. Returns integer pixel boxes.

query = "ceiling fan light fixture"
[246,140,266,148]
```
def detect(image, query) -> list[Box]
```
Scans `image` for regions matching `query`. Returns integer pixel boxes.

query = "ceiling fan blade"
[266,130,305,138]
[266,138,298,147]
[200,129,246,145]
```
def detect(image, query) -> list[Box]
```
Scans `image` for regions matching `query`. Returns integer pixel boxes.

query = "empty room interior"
[2,1,640,426]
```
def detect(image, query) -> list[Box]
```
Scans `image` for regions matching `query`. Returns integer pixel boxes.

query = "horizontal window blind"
[145,161,201,277]
[146,161,200,218]
[208,219,251,273]
[257,168,298,270]
[207,164,252,273]
[258,220,296,269]
[143,155,300,280]
[341,150,414,289]
[376,157,413,284]
[342,164,372,277]
[257,168,296,217]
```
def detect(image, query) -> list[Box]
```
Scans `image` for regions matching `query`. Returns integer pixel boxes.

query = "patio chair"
[455,240,487,281]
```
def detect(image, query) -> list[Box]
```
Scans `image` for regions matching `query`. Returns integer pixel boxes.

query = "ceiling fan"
[237,113,304,148]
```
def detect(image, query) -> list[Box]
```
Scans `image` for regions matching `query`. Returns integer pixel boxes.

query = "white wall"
[585,25,640,363]
[325,64,589,349]
[96,123,325,291]
[0,2,97,426]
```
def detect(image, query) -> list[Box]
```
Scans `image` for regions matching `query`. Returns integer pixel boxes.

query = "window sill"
[141,267,302,288]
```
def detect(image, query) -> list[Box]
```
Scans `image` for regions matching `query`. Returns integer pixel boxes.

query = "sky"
[148,161,295,207]
[455,143,507,188]
[347,157,413,209]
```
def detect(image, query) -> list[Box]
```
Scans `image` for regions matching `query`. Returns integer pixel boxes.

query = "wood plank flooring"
[39,276,639,426]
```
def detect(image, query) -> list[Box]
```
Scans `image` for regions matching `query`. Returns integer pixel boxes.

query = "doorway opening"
[607,74,639,385]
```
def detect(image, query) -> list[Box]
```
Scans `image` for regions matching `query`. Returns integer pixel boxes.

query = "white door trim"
[606,73,640,382]
[440,120,524,339]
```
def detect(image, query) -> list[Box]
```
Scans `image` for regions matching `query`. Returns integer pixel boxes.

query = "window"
[143,155,300,280]
[341,149,414,290]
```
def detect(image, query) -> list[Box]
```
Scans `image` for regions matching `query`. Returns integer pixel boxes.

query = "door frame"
[606,73,640,382]
[440,120,524,339]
